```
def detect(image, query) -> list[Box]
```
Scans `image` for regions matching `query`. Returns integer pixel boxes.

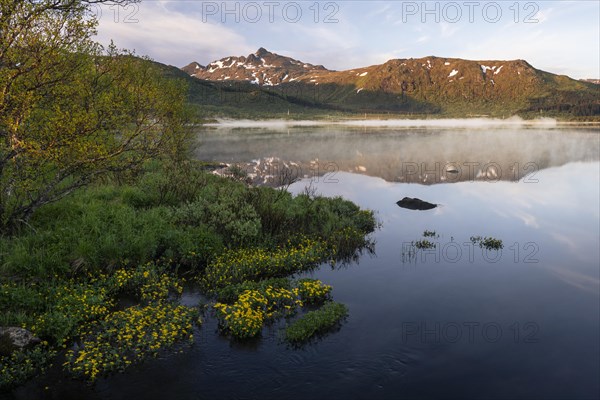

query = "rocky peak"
[255,47,269,57]
[185,47,329,86]
[181,61,204,75]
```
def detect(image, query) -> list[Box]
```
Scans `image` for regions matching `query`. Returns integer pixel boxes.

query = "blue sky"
[95,1,599,79]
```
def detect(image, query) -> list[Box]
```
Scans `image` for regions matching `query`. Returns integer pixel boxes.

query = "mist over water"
[336,116,560,128]
[195,125,599,183]
[207,117,560,129]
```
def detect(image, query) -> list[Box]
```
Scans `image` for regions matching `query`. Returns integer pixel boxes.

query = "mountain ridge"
[179,48,599,118]
[189,47,327,86]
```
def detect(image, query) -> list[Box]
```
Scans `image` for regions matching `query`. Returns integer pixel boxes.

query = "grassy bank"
[0,160,376,389]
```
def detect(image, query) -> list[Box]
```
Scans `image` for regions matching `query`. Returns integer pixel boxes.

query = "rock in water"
[0,327,41,356]
[396,197,437,211]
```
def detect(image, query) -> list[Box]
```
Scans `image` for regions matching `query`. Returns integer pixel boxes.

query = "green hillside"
[159,56,600,120]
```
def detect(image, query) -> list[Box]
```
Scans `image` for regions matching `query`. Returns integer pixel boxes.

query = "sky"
[94,0,600,79]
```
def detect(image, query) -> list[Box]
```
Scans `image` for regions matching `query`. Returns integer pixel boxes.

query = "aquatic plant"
[213,279,334,339]
[0,261,194,386]
[284,302,348,344]
[110,263,184,303]
[0,345,55,390]
[414,240,436,250]
[214,287,302,339]
[202,238,329,290]
[214,278,292,304]
[470,236,504,250]
[65,303,198,381]
[296,279,332,305]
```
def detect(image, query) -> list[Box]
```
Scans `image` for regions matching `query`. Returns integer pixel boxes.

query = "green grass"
[0,161,375,280]
[285,302,348,344]
[0,160,376,388]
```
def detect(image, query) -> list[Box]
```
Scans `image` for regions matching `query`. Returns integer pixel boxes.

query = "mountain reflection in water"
[195,126,599,184]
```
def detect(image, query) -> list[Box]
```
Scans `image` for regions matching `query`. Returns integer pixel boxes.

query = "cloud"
[92,0,598,78]
[533,8,553,24]
[515,211,539,229]
[456,24,599,78]
[546,265,599,295]
[366,3,392,19]
[265,21,364,70]
[440,22,460,38]
[94,1,253,67]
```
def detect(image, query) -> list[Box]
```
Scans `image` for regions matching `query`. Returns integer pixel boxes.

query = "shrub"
[171,183,262,246]
[121,161,210,208]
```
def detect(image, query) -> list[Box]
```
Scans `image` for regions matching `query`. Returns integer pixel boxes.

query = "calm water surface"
[10,126,600,400]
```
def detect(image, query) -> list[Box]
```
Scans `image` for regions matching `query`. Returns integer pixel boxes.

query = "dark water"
[9,125,600,400]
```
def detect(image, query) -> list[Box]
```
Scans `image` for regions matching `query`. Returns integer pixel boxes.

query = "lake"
[10,123,599,400]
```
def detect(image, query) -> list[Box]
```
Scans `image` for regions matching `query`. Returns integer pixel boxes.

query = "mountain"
[580,79,600,84]
[181,61,204,75]
[151,59,328,119]
[189,47,327,86]
[181,48,599,118]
